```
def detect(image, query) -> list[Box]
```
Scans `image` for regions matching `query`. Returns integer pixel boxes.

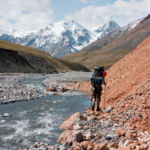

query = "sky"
[0,0,150,33]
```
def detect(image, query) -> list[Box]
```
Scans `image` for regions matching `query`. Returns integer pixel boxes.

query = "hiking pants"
[92,87,102,109]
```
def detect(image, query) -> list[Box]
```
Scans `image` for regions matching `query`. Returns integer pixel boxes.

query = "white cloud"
[0,0,53,33]
[0,0,150,34]
[65,0,150,29]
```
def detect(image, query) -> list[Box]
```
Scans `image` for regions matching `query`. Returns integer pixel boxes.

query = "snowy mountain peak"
[15,20,97,57]
[94,20,120,39]
[39,20,90,38]
[0,20,131,58]
[104,20,120,29]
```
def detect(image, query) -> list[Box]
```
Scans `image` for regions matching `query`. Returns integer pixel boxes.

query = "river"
[0,75,90,150]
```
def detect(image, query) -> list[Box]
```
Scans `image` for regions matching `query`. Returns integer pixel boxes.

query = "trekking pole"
[89,86,92,108]
[103,85,106,110]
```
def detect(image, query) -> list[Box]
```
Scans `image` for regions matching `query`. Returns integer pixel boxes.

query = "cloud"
[0,0,53,33]
[65,0,150,29]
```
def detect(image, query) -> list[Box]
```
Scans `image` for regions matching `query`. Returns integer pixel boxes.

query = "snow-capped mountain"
[17,20,97,57]
[94,20,120,39]
[107,19,142,39]
[0,20,121,57]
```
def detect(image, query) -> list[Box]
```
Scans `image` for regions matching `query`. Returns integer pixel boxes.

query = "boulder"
[72,141,82,150]
[46,86,57,92]
[47,146,53,150]
[73,124,82,130]
[93,143,109,150]
[73,131,83,142]
[81,141,94,149]
[105,134,113,141]
[139,143,148,150]
[2,113,11,117]
[60,112,86,130]
[104,106,113,113]
[119,146,131,150]
[107,142,119,149]
[57,130,73,145]
[115,128,125,137]
[60,87,69,93]
[84,132,94,141]
[0,120,6,123]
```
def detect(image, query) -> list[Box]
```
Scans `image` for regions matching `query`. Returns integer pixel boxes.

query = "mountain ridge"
[0,20,120,57]
[61,14,150,69]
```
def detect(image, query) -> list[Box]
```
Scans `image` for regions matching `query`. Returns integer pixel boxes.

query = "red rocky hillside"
[104,36,150,106]
[78,35,150,109]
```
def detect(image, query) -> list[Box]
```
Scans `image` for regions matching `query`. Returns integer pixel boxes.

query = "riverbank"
[0,72,92,150]
[0,72,92,104]
[0,74,44,104]
[57,79,150,150]
[22,77,150,150]
[1,69,150,150]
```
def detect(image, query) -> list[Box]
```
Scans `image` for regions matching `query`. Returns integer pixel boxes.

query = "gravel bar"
[0,72,92,104]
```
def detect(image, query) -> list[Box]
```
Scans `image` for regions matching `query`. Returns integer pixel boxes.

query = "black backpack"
[91,66,104,88]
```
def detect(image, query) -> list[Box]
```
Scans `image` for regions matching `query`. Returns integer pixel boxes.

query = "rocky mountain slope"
[81,19,141,52]
[61,14,150,69]
[0,20,119,58]
[0,40,89,73]
[56,36,150,149]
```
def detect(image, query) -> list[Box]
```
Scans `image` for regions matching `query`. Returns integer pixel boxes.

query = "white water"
[0,94,90,150]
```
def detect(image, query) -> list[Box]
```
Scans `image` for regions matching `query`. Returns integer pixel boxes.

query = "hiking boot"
[92,105,95,111]
[96,107,101,111]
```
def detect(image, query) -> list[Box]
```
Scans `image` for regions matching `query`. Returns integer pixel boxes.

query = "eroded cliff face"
[58,36,150,149]
[0,48,57,73]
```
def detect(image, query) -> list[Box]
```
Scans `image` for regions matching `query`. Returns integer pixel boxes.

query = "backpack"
[91,66,105,88]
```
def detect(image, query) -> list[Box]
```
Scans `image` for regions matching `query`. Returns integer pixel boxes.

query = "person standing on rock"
[90,66,106,111]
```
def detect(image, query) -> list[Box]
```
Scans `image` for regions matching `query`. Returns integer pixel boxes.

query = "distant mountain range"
[61,14,150,69]
[0,20,120,57]
[81,19,142,51]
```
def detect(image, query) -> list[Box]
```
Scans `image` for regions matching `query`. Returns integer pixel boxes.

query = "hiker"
[90,66,106,111]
